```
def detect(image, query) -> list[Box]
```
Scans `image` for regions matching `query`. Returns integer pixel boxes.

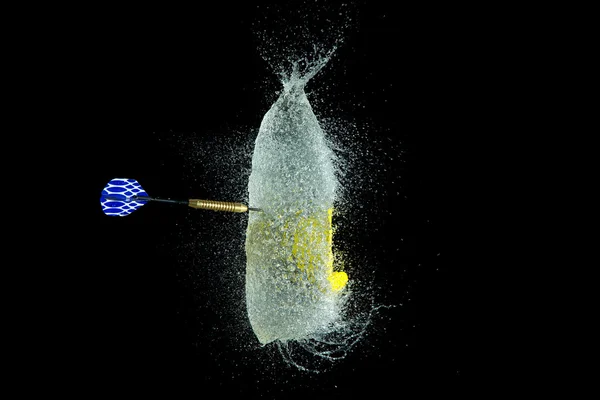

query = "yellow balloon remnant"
[288,208,347,292]
[328,271,348,292]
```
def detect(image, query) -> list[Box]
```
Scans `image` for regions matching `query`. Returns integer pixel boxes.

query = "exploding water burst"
[245,54,346,343]
[170,2,400,375]
[243,7,386,371]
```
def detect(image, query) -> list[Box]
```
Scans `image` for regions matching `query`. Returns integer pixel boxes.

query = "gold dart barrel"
[188,199,249,213]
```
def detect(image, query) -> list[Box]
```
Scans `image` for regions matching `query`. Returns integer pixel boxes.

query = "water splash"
[245,50,344,343]
[169,1,401,375]
[244,28,390,368]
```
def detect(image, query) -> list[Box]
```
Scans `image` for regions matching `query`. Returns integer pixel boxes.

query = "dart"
[100,178,260,216]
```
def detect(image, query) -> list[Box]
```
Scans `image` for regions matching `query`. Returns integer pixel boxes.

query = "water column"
[245,63,348,345]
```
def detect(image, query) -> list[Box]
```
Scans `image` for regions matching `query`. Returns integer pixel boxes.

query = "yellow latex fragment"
[290,208,347,292]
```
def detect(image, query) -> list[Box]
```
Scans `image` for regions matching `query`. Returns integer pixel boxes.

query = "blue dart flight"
[100,178,260,216]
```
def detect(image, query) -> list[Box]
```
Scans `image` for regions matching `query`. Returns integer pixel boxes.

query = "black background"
[66,0,503,396]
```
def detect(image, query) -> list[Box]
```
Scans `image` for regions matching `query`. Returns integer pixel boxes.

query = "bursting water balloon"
[245,59,348,345]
